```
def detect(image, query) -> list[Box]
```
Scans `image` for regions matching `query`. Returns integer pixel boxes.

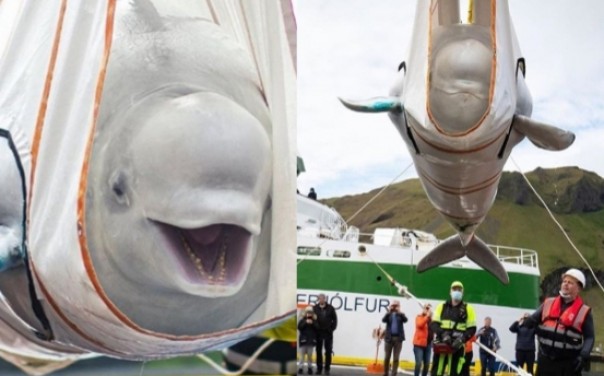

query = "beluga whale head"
[84,1,274,335]
[428,33,492,135]
[108,90,271,295]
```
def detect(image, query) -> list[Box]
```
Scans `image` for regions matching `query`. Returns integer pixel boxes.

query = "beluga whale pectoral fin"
[338,96,402,113]
[513,115,576,151]
[417,235,509,284]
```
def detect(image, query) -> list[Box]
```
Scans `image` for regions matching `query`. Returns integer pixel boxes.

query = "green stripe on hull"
[297,259,539,309]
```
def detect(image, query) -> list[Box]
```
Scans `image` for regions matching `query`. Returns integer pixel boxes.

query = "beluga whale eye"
[108,170,130,206]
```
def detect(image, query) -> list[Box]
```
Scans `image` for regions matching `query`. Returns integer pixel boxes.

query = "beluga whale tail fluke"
[417,235,509,284]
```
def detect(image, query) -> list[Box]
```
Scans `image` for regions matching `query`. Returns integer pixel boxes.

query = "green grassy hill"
[322,166,604,342]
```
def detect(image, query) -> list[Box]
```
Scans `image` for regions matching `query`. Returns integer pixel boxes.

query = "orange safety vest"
[538,296,590,352]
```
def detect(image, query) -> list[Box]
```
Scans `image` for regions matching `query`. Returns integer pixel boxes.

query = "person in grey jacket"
[476,317,500,376]
[509,313,536,375]
[382,300,408,376]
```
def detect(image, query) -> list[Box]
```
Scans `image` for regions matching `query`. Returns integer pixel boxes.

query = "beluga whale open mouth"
[156,222,254,290]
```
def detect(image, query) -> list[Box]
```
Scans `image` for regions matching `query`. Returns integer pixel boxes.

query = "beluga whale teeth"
[158,222,252,288]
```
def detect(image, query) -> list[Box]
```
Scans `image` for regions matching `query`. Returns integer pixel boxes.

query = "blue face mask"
[450,290,463,301]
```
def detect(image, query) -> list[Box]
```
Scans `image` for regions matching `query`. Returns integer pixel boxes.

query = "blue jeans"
[413,345,432,376]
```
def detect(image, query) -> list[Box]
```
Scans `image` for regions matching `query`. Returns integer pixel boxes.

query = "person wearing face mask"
[429,281,477,376]
[524,268,594,376]
[509,312,536,375]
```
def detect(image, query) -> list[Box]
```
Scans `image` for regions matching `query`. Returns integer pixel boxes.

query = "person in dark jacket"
[382,299,408,376]
[524,269,594,376]
[476,317,500,376]
[298,306,319,374]
[509,313,536,375]
[308,188,317,200]
[313,294,337,375]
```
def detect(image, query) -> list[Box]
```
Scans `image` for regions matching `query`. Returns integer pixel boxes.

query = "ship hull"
[297,236,540,367]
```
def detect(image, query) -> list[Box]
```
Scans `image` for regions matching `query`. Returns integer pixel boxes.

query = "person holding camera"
[413,303,433,376]
[298,306,319,374]
[509,313,536,375]
[382,299,408,376]
[476,317,500,376]
[430,281,477,376]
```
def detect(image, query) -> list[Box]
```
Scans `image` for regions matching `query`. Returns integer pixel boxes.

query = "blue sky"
[295,0,604,199]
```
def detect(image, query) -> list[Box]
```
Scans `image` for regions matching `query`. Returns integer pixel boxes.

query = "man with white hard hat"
[525,268,594,375]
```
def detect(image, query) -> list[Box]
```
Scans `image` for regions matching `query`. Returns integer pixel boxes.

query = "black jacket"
[382,311,408,342]
[313,303,338,332]
[430,301,477,342]
[477,326,500,354]
[509,320,536,351]
[298,316,319,346]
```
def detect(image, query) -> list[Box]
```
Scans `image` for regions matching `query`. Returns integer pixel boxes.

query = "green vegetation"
[322,166,604,342]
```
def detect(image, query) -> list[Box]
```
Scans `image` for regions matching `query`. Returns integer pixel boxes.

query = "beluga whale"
[340,0,574,284]
[0,0,296,369]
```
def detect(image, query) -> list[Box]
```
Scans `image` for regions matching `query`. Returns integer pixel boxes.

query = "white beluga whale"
[340,0,574,284]
[0,137,24,272]
[0,0,295,369]
[86,87,272,334]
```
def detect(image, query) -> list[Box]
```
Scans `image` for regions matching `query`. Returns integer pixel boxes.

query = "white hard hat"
[562,268,586,288]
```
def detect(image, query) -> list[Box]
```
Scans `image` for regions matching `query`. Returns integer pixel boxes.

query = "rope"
[344,162,414,224]
[474,341,530,376]
[197,338,276,376]
[297,162,414,265]
[510,157,604,293]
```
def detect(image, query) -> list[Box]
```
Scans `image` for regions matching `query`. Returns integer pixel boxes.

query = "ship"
[297,194,540,369]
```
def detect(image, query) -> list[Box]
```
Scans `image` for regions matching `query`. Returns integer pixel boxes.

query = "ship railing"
[343,226,360,242]
[355,233,539,269]
[318,207,348,240]
[489,245,539,269]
